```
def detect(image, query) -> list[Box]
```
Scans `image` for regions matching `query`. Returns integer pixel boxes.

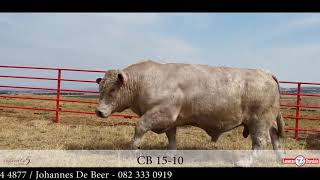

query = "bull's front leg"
[132,105,180,150]
[132,119,150,150]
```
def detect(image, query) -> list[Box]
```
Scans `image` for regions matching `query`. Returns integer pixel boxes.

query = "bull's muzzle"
[95,110,107,118]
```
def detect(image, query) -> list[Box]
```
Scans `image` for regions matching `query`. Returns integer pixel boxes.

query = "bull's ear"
[96,78,102,84]
[117,71,127,86]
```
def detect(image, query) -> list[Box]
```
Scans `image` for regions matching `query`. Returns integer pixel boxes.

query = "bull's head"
[95,70,128,118]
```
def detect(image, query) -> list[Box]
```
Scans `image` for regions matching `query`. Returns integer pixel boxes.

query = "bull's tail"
[272,74,285,137]
[272,74,280,93]
[276,112,285,138]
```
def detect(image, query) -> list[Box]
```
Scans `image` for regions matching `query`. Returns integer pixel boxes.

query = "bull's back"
[127,61,279,121]
[171,64,279,123]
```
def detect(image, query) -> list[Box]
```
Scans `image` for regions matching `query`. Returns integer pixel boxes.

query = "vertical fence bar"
[55,69,62,124]
[294,83,301,139]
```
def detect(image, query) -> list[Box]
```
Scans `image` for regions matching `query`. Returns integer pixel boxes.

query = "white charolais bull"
[95,60,285,165]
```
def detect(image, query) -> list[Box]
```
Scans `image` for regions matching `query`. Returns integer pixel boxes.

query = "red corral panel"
[0,65,137,122]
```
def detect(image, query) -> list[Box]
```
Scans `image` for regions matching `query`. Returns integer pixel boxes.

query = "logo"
[283,155,319,167]
[0,156,31,166]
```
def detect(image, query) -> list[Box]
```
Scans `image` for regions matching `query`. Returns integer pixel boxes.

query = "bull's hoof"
[131,145,141,150]
[131,142,141,150]
[235,159,253,167]
[235,155,254,167]
[167,145,177,150]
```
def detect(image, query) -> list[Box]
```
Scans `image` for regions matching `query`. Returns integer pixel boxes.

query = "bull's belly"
[148,111,244,135]
[175,113,243,132]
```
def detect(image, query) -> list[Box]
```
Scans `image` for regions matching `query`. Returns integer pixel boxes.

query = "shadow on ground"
[305,133,320,150]
[65,143,170,150]
[65,141,133,150]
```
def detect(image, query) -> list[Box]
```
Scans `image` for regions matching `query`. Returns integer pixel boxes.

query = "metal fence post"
[55,69,62,124]
[294,83,301,139]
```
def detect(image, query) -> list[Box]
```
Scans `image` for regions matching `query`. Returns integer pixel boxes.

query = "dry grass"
[0,94,319,150]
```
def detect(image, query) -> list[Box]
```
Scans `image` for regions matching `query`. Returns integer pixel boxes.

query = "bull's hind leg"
[132,105,180,150]
[269,126,283,161]
[236,116,271,167]
[250,127,269,150]
[270,127,281,150]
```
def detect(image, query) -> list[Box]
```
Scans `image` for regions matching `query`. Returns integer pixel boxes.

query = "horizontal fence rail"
[0,65,319,139]
[0,65,139,123]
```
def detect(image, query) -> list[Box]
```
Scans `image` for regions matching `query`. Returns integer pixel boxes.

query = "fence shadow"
[65,142,169,150]
[65,141,133,150]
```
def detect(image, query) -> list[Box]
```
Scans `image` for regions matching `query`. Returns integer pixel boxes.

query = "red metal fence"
[0,65,319,139]
[279,81,320,139]
[0,65,139,123]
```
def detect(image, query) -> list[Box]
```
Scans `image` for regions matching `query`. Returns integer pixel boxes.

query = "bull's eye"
[108,88,116,96]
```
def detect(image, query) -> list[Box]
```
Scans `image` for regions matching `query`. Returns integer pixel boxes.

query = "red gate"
[0,65,319,139]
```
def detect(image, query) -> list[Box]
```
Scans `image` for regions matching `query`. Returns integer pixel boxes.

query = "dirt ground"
[0,94,319,150]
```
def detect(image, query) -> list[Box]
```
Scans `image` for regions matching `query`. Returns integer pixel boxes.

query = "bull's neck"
[118,70,140,109]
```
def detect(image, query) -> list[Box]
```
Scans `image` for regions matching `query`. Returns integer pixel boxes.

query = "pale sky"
[0,13,319,89]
